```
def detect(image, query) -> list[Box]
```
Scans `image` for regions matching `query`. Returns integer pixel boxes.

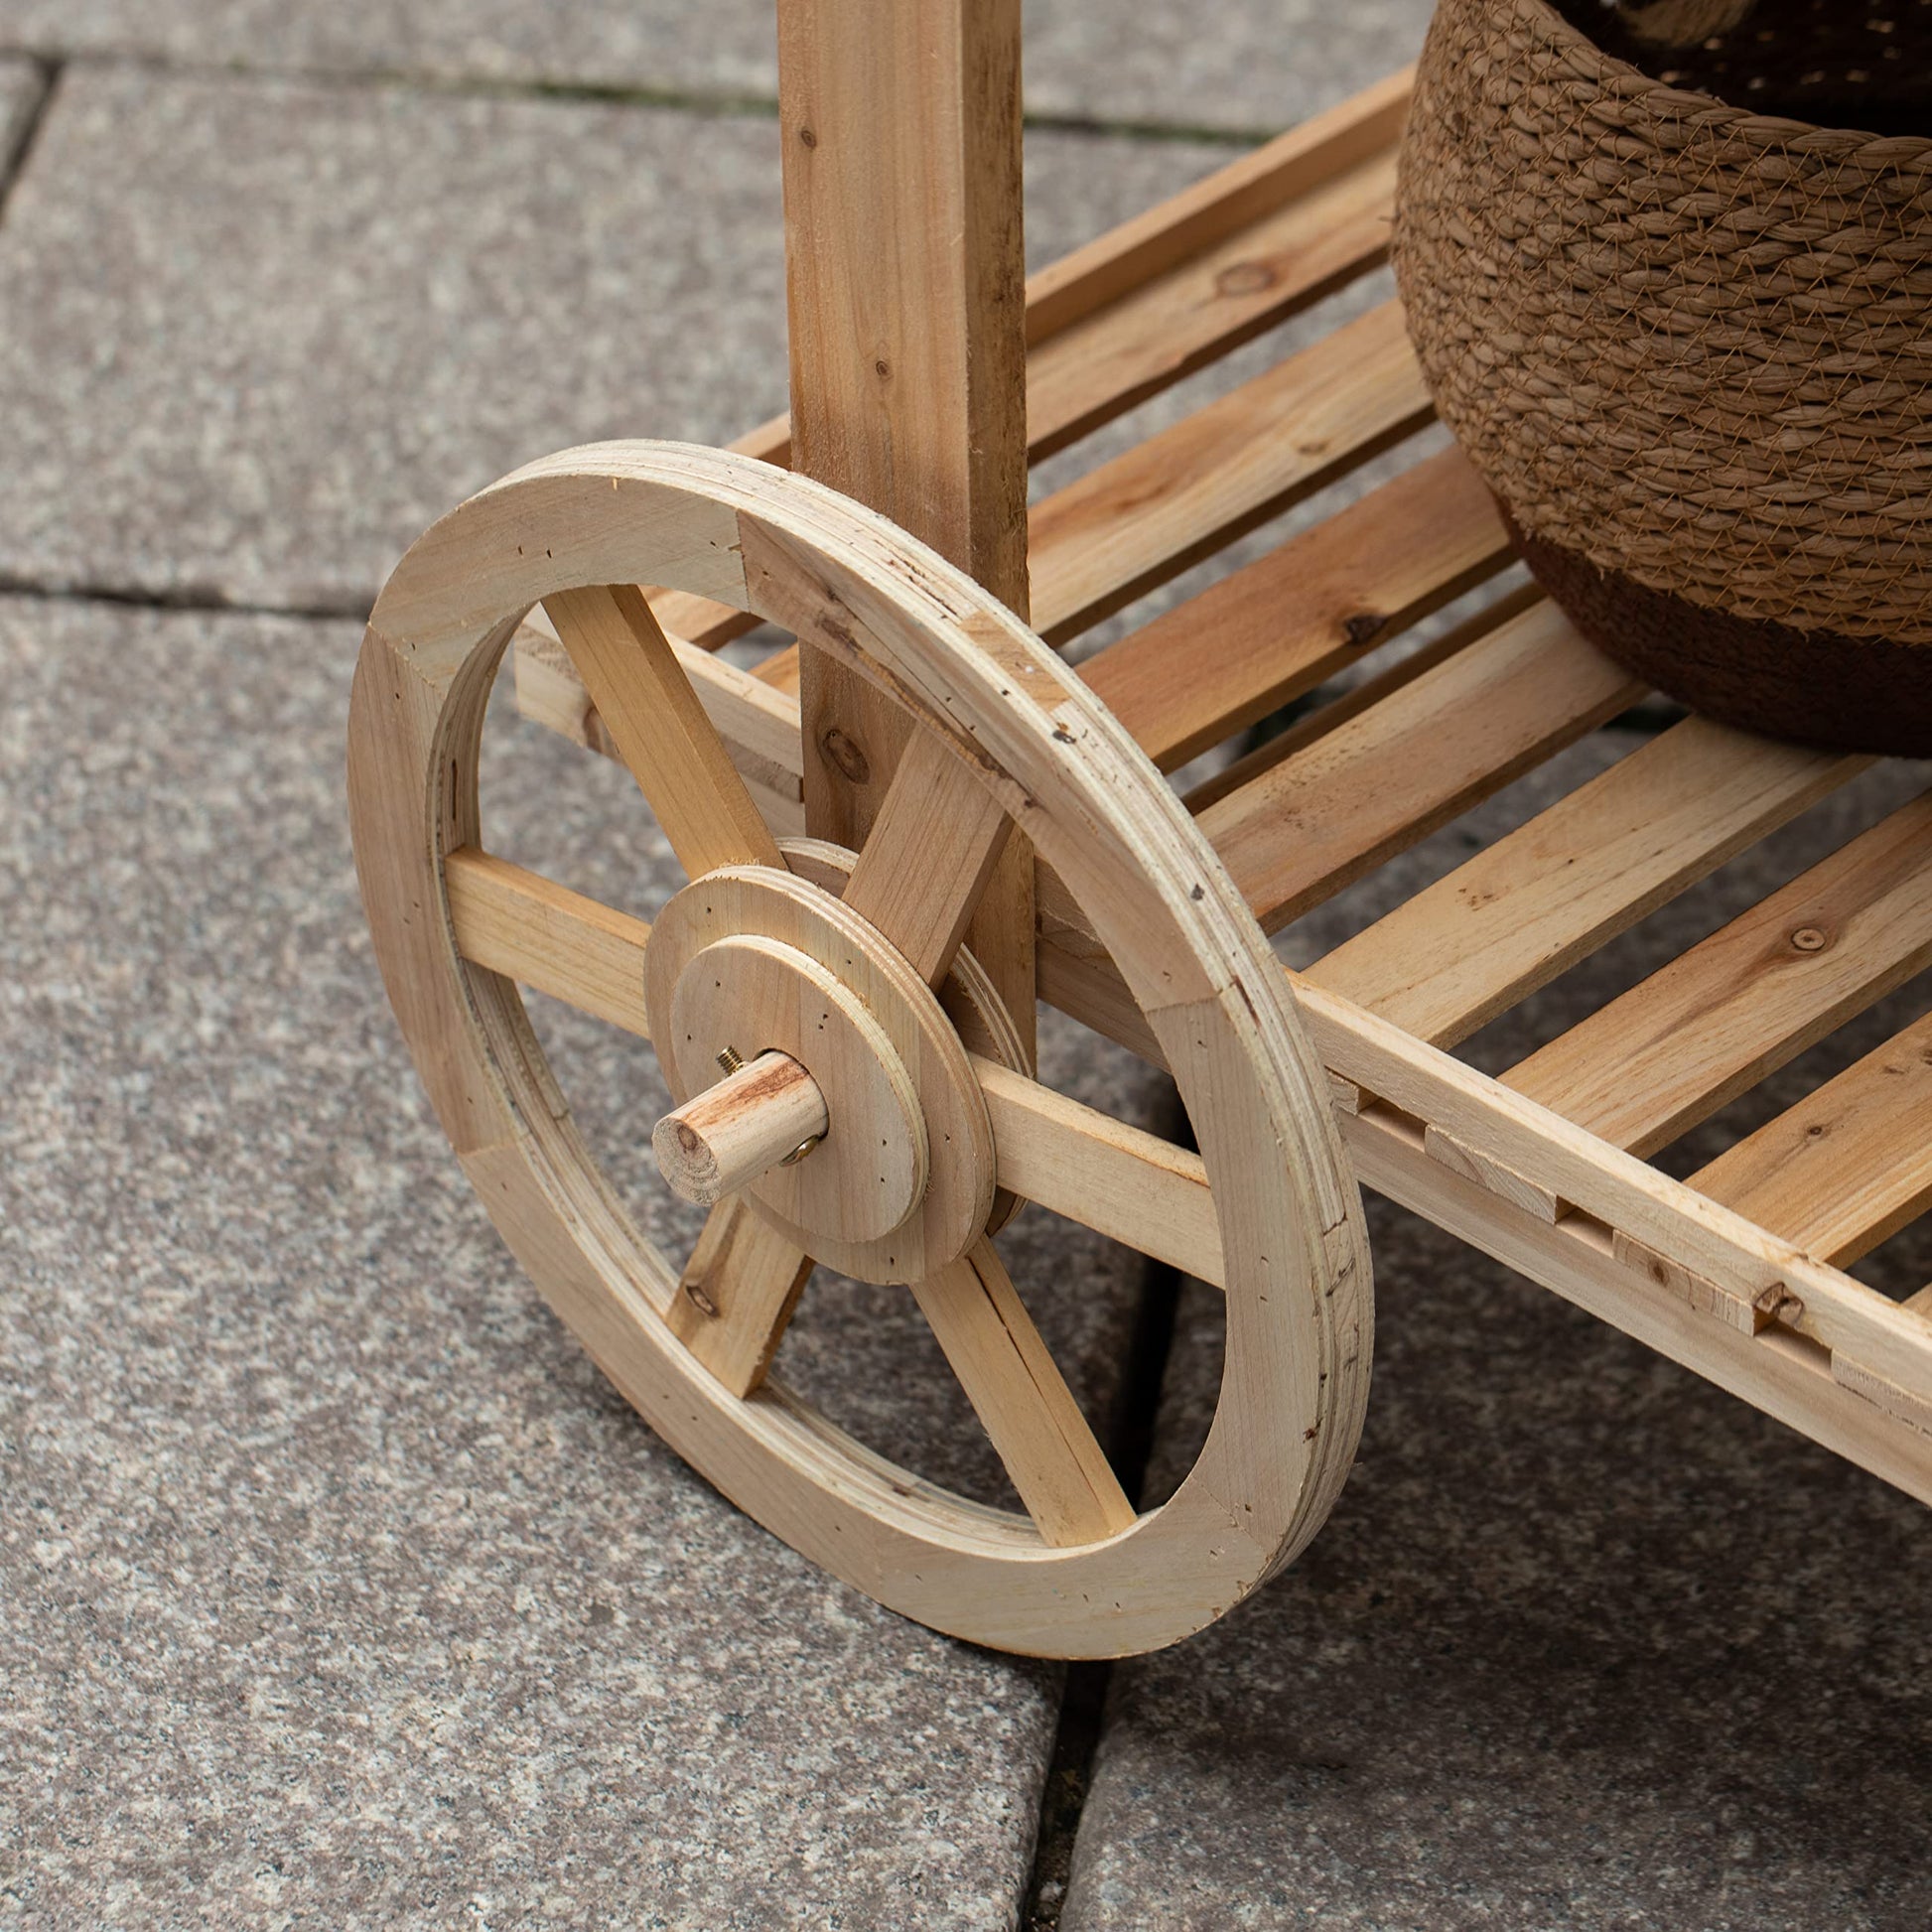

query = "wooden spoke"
[1691,1008,1932,1268]
[543,582,784,876]
[514,616,803,834]
[909,1240,1137,1547]
[445,848,653,1036]
[669,1202,815,1399]
[442,851,815,1394]
[841,732,1013,986]
[974,1060,1221,1287]
[442,849,1223,1285]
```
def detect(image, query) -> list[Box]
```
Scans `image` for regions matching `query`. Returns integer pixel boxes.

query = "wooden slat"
[445,848,652,1036]
[1028,299,1433,644]
[1295,975,1932,1418]
[909,1240,1137,1546]
[1196,601,1639,934]
[1309,719,1865,1045]
[1081,446,1512,771]
[526,452,1513,796]
[1025,67,1411,343]
[1327,1087,1932,1508]
[730,294,1439,694]
[1181,581,1542,815]
[1692,1008,1932,1267]
[1506,790,1932,1155]
[1026,145,1398,462]
[543,584,785,876]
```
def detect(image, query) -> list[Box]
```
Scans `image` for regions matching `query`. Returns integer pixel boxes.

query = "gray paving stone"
[1065,755,1932,1932]
[0,591,1169,1926]
[0,55,43,159]
[0,66,1222,614]
[0,2,1434,137]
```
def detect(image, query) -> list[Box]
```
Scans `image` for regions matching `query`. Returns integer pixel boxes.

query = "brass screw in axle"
[653,1049,831,1206]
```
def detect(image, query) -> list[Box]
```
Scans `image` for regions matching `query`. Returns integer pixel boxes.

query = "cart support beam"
[777,0,1036,1055]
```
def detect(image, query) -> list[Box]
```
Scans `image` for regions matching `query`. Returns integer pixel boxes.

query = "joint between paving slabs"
[0,56,62,231]
[1021,1089,1191,1930]
[0,44,1275,150]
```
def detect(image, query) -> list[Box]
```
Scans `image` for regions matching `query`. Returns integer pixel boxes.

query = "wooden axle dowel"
[653,1051,830,1206]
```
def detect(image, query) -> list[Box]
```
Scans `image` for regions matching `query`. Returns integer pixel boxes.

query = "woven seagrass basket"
[1392,0,1932,755]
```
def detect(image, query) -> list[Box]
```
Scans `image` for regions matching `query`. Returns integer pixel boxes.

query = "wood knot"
[797,125,818,149]
[1341,612,1388,650]
[1215,260,1277,297]
[683,1281,721,1319]
[1788,924,1831,954]
[818,726,872,784]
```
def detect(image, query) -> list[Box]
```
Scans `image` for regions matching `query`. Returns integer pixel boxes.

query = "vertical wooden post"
[776,0,1035,1055]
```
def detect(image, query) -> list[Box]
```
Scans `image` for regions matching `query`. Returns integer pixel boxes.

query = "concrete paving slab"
[0,592,1169,1926]
[0,2,1434,138]
[1066,754,1932,1932]
[0,55,44,161]
[0,66,1222,614]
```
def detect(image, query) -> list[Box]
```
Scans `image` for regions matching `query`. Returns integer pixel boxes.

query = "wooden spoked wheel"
[348,441,1373,1657]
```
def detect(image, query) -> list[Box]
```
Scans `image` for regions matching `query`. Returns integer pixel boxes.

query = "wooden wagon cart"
[348,3,1932,1657]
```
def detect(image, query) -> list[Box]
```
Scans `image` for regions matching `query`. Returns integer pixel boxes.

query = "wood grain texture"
[1692,1009,1932,1267]
[653,1050,829,1206]
[1307,718,1862,1044]
[841,731,1013,985]
[780,0,1035,1055]
[668,1202,816,1399]
[909,1240,1137,1547]
[1083,445,1512,771]
[542,582,783,876]
[1025,144,1399,462]
[974,1059,1222,1286]
[1506,790,1932,1155]
[445,848,653,1039]
[1029,299,1433,644]
[1198,600,1639,933]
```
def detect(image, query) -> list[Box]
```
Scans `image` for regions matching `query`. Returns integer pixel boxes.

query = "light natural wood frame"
[349,441,1373,1658]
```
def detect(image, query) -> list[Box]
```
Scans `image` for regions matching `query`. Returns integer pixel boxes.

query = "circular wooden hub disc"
[644,865,996,1283]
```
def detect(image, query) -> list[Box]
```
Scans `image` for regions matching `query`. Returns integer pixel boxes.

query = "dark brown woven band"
[1504,506,1932,756]
[1393,0,1932,649]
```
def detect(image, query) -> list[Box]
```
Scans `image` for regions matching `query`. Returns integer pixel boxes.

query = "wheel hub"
[643,863,997,1284]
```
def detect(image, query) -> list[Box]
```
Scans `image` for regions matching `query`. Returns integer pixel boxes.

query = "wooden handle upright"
[653,1051,829,1205]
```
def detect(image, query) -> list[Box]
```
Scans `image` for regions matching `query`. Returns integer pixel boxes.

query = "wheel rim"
[348,439,1372,1657]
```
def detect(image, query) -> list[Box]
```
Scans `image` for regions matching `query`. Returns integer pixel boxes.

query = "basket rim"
[1513,0,1932,167]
